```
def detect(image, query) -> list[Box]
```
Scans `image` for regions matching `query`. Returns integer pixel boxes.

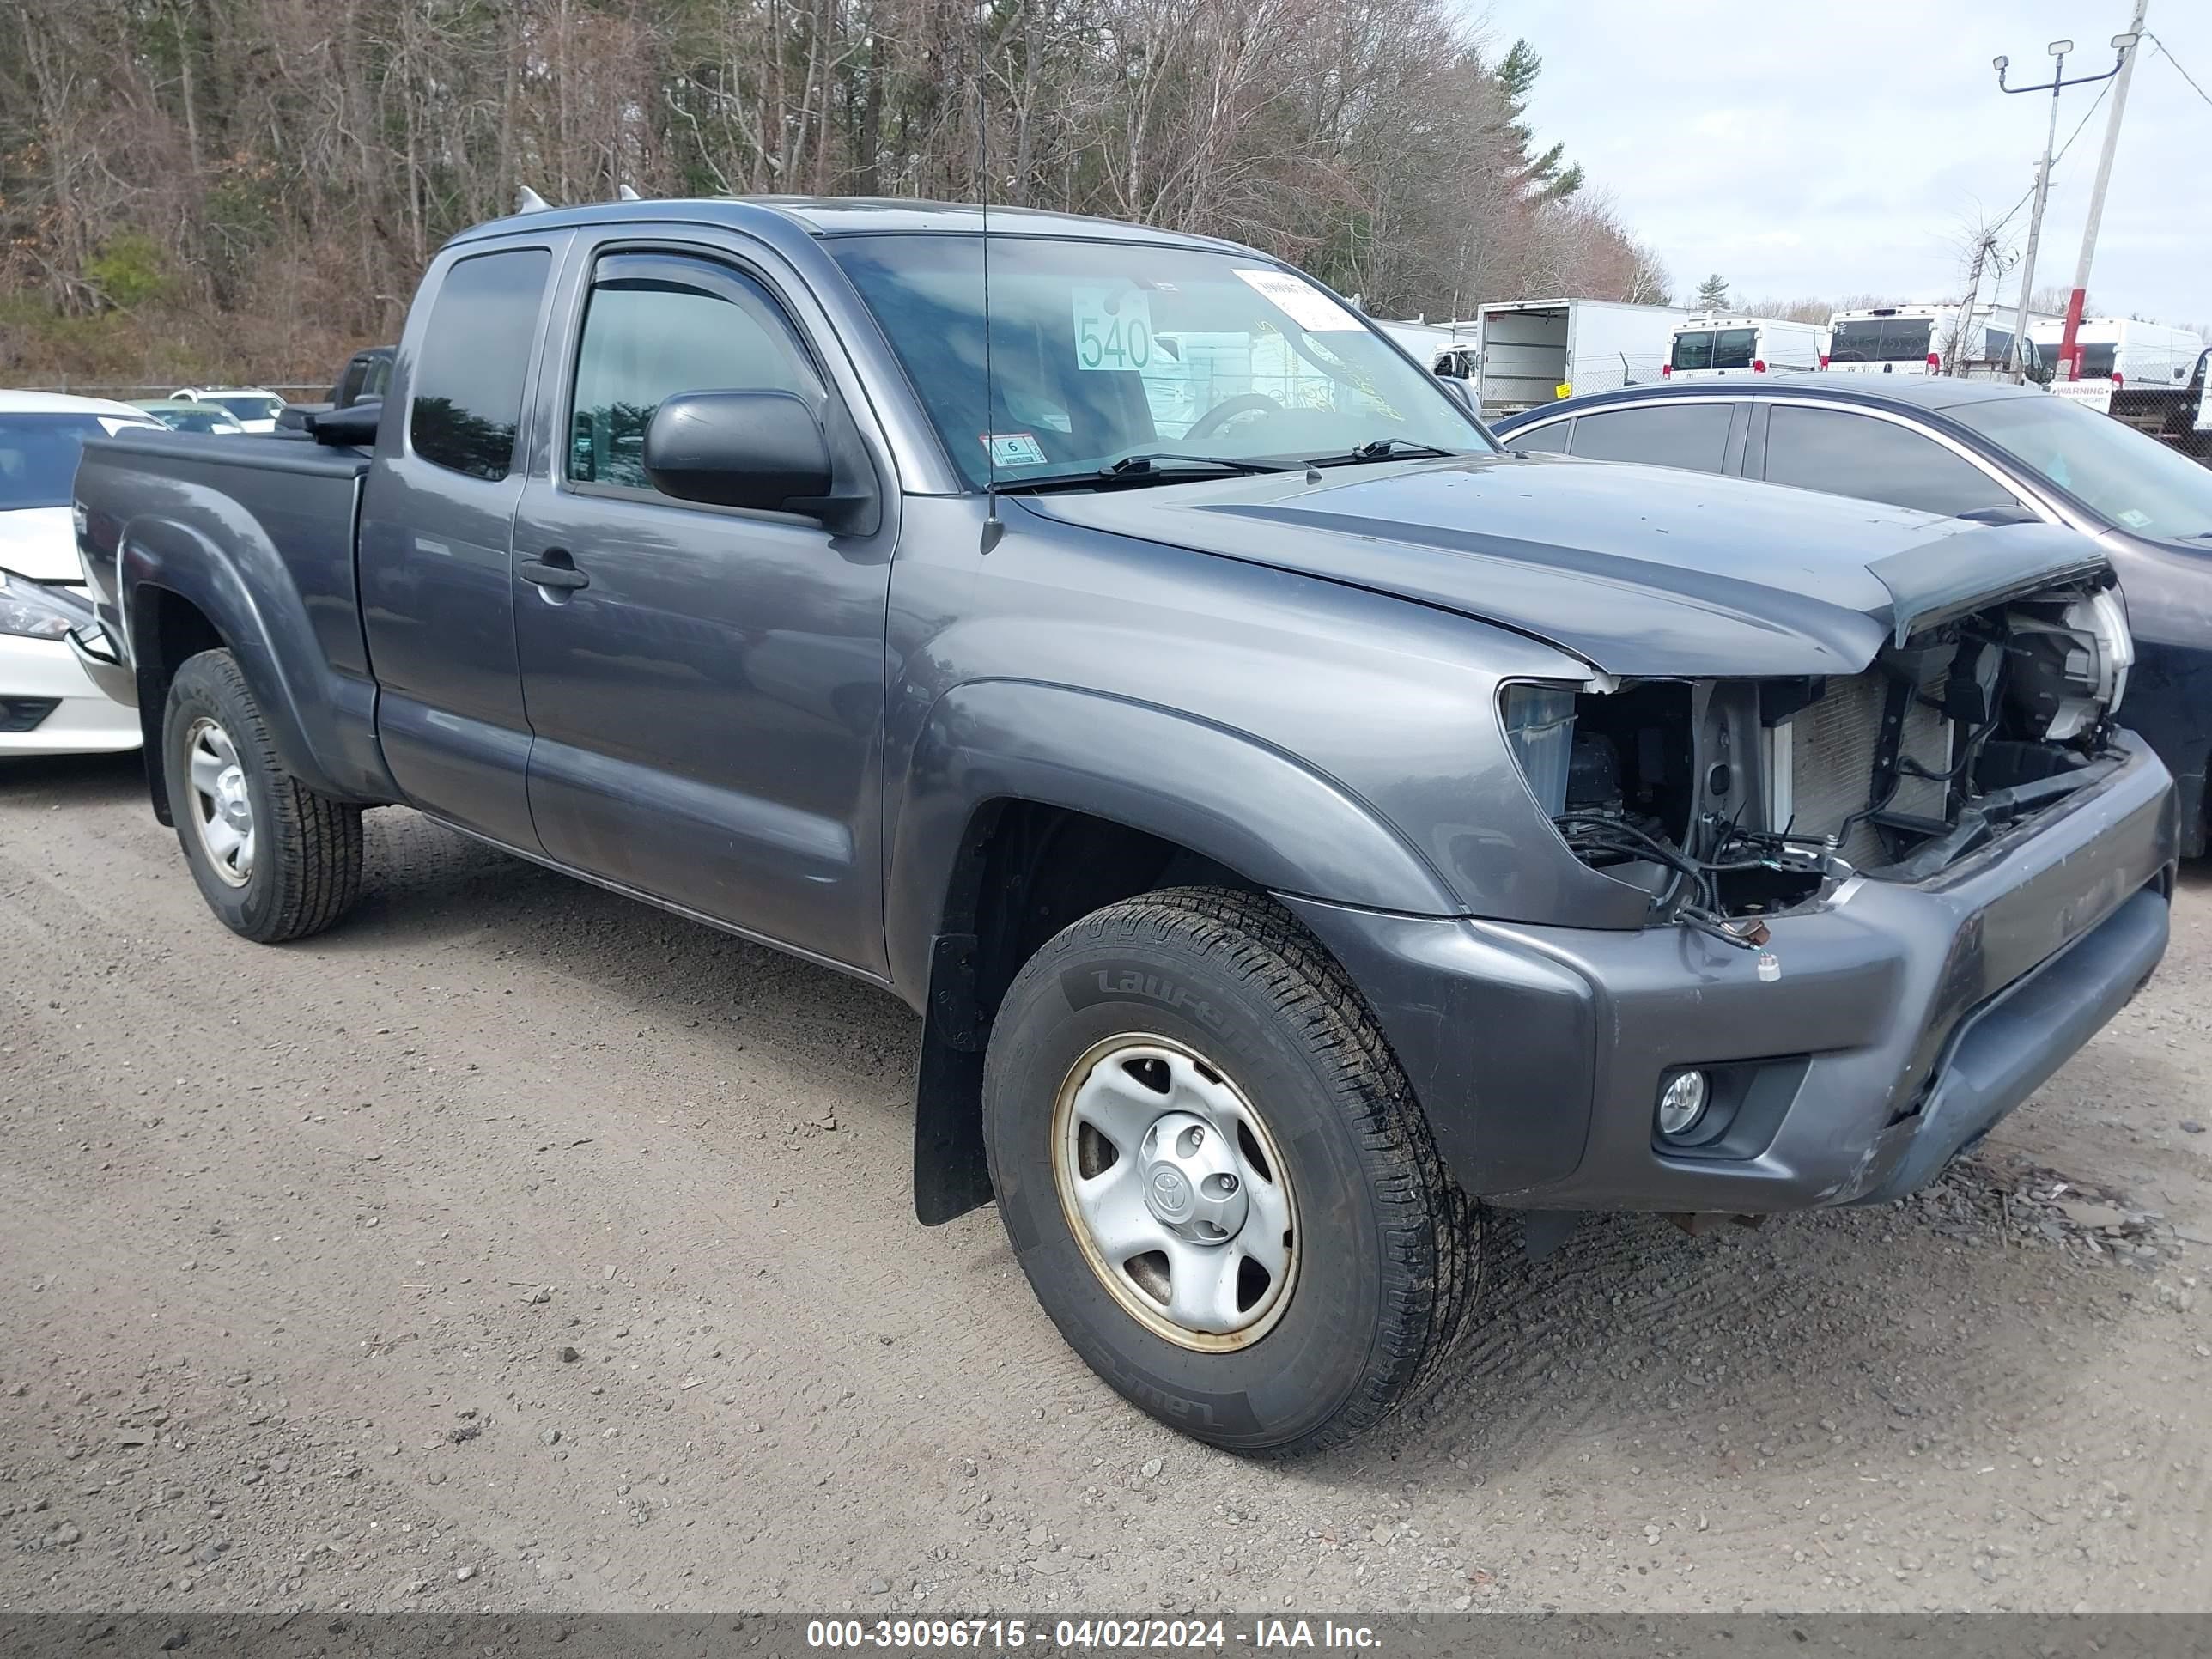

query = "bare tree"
[0,0,1659,382]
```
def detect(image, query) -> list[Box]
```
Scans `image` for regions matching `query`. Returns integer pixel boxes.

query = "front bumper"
[0,632,142,755]
[1285,731,2178,1212]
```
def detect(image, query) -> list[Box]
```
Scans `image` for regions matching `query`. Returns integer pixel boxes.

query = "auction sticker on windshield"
[1072,287,1153,372]
[1231,268,1363,331]
[981,432,1048,467]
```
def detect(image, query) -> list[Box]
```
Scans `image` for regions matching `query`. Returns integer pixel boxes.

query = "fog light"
[1656,1070,1709,1139]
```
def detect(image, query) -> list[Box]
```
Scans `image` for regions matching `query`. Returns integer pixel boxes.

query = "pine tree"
[1494,41,1584,204]
[1694,273,1730,312]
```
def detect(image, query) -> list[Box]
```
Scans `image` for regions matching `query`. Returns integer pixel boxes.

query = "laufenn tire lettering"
[1061,964,1227,1034]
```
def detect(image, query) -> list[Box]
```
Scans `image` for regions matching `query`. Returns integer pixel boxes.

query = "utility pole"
[1993,32,2134,382]
[2058,2,2148,380]
[2012,145,2055,381]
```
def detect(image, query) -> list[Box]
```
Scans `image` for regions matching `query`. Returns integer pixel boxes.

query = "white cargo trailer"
[1474,298,1691,413]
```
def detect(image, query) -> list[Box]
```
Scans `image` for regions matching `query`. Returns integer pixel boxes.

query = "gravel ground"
[3,752,2209,1616]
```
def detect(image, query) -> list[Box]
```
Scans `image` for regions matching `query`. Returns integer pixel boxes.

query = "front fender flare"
[888,679,1464,1224]
[884,678,1462,999]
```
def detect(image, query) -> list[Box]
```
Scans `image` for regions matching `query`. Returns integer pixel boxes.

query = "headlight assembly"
[0,568,93,641]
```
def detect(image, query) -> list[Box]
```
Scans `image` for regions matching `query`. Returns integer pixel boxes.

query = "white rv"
[1662,315,1827,381]
[1823,304,2034,378]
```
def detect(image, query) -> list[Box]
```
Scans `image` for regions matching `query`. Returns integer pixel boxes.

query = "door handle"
[520,553,589,592]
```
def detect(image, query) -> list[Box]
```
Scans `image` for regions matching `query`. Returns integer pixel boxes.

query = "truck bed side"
[73,431,400,816]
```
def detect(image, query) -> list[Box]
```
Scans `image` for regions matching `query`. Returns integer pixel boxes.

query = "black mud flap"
[912,933,994,1224]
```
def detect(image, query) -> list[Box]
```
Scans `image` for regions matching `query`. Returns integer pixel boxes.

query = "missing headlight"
[2005,587,2132,743]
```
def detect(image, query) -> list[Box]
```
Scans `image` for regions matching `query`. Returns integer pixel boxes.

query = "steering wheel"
[1183,392,1284,441]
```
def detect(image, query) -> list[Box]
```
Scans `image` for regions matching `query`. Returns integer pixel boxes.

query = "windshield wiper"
[1103,453,1293,477]
[992,453,1292,495]
[1304,437,1459,467]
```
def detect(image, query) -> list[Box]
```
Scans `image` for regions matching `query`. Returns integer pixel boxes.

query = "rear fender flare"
[121,514,395,805]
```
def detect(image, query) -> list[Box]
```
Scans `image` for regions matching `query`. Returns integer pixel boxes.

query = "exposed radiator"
[1767,657,1954,867]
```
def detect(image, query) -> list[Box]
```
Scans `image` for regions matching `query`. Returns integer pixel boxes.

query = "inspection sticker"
[979,431,1048,467]
[1231,267,1364,331]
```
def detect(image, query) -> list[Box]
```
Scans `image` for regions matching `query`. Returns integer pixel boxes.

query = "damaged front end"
[1504,570,2137,946]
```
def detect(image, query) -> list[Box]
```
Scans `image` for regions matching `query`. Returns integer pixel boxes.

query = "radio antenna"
[977,1,1004,554]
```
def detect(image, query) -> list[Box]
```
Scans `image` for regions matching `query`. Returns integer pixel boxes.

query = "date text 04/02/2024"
[802,1618,1382,1651]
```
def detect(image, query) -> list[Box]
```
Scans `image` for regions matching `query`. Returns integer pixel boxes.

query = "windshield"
[1829,318,1933,363]
[1949,393,2212,546]
[0,413,155,510]
[829,234,1488,488]
[209,393,281,420]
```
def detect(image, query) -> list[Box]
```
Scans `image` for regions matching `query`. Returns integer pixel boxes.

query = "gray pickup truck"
[74,198,2177,1454]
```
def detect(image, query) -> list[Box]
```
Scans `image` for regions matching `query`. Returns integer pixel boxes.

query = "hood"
[1017,453,2108,677]
[0,507,87,585]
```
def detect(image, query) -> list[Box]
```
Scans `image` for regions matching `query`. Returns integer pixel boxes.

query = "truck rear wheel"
[162,649,363,943]
[982,886,1480,1454]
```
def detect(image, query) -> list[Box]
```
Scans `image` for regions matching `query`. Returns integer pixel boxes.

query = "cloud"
[1473,0,2212,322]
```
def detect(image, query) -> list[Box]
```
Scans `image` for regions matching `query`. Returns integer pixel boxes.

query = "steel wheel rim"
[1051,1033,1299,1352]
[184,716,255,887]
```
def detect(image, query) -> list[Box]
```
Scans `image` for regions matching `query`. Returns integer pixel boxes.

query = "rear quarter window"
[1504,421,1571,453]
[409,248,552,481]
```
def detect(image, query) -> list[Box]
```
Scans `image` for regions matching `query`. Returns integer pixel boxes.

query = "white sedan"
[2,390,162,755]
[168,386,287,434]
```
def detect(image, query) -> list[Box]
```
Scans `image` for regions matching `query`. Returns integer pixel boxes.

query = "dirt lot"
[3,752,2209,1617]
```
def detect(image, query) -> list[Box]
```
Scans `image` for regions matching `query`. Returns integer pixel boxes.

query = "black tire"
[162,648,363,943]
[983,885,1480,1455]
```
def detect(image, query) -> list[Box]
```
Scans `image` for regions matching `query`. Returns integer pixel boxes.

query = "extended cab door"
[359,237,568,848]
[508,233,896,975]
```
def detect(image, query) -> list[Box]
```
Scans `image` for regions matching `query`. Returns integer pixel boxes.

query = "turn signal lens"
[1499,684,1577,817]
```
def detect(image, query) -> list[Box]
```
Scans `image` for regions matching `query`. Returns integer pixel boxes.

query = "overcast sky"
[1476,0,2211,326]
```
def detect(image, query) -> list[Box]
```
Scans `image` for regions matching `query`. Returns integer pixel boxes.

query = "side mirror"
[644,390,836,518]
[1437,375,1475,412]
[307,401,381,447]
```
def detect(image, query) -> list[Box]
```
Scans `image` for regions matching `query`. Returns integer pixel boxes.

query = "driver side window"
[568,253,817,495]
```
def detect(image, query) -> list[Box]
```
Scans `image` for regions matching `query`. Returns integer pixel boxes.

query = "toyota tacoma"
[74,198,2177,1454]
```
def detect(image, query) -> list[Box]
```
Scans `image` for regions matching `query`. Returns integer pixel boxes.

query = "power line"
[2146,31,2212,109]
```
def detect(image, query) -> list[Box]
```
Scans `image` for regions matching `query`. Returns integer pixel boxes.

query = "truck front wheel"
[982,886,1480,1454]
[162,649,363,943]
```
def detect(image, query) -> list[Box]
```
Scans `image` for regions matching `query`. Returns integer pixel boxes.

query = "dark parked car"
[73,199,2174,1454]
[1495,376,2212,855]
